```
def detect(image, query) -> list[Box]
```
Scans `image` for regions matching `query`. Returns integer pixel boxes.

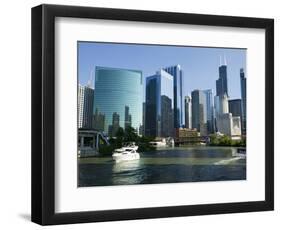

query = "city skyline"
[78,42,246,140]
[78,42,246,100]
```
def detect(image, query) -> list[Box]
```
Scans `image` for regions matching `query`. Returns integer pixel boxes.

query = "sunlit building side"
[78,84,94,129]
[240,68,247,135]
[163,65,184,128]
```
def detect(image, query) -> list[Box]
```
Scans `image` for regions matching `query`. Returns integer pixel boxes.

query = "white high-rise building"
[78,84,94,129]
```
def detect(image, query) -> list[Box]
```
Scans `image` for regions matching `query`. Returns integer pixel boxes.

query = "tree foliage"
[209,134,246,147]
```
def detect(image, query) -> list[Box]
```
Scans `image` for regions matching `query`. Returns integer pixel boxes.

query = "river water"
[78,146,246,187]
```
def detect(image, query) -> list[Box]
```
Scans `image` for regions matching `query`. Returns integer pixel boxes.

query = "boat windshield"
[124,148,133,152]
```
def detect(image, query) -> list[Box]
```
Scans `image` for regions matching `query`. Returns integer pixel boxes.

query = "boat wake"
[214,156,244,165]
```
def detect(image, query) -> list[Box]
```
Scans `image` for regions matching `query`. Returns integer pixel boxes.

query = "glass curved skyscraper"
[93,66,143,136]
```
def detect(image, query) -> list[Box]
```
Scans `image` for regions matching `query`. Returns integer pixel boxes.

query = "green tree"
[209,134,246,147]
[124,126,138,142]
[210,134,219,145]
[115,127,125,148]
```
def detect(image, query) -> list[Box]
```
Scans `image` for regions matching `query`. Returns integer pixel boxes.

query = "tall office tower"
[94,66,143,136]
[240,68,247,135]
[216,64,228,97]
[78,84,94,129]
[229,99,242,118]
[184,96,192,129]
[214,60,230,134]
[145,69,174,137]
[163,65,183,128]
[203,89,214,134]
[191,90,207,136]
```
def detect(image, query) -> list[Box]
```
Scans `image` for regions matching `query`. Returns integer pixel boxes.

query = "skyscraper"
[163,65,183,128]
[214,61,232,135]
[184,96,192,129]
[203,89,214,134]
[94,66,143,136]
[191,90,207,136]
[240,68,246,135]
[78,84,94,129]
[145,69,174,137]
[216,64,228,97]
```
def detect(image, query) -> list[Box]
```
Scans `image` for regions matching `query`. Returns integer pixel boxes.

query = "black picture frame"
[31,4,274,225]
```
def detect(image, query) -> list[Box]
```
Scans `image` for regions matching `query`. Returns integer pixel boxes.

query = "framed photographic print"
[31,4,274,225]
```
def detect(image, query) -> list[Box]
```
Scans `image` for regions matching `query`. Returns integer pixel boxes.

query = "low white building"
[231,116,242,139]
[216,113,241,138]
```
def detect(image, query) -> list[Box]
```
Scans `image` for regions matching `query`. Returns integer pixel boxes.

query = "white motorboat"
[112,143,140,162]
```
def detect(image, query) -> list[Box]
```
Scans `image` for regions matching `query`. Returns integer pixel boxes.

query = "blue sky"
[78,42,246,100]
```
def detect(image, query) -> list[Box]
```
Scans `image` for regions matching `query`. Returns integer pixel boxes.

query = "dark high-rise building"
[163,65,183,128]
[214,62,231,134]
[229,99,242,118]
[145,69,174,137]
[160,95,174,137]
[145,77,157,136]
[240,68,246,135]
[191,90,207,136]
[184,96,192,129]
[216,65,228,97]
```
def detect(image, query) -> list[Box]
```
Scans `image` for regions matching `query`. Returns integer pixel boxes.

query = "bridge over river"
[78,129,110,157]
